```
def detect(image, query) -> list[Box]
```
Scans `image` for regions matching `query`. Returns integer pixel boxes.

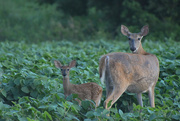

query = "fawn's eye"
[61,69,63,71]
[138,38,141,40]
[67,69,69,71]
[128,38,131,40]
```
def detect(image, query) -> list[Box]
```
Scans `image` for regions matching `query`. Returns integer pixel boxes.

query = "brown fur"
[99,25,159,109]
[54,60,102,107]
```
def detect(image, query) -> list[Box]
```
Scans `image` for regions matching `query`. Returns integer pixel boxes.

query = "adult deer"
[54,60,102,107]
[99,25,159,109]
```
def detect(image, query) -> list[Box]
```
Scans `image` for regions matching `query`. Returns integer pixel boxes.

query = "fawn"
[54,60,102,107]
[99,25,159,109]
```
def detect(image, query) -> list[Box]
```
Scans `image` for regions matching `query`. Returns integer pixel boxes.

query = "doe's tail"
[99,56,109,84]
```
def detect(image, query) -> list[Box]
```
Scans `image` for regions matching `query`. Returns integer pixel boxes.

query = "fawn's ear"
[121,25,130,36]
[69,60,76,68]
[140,25,149,36]
[54,60,62,68]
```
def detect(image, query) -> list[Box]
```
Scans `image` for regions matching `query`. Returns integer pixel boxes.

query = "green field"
[0,39,180,120]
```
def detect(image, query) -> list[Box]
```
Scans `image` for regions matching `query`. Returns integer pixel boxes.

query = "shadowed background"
[0,0,179,42]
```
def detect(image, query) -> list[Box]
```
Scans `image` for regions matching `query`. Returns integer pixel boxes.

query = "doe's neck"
[133,44,149,55]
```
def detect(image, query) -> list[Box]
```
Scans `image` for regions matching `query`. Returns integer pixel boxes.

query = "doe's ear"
[69,60,76,68]
[140,25,149,36]
[121,25,130,36]
[54,60,62,68]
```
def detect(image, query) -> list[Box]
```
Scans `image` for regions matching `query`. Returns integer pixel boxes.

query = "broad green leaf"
[43,111,53,121]
[149,113,157,121]
[107,100,112,109]
[71,104,79,113]
[175,69,180,75]
[30,91,38,97]
[14,78,20,85]
[85,111,94,118]
[57,107,65,115]
[1,90,7,97]
[27,117,39,121]
[21,86,30,93]
[0,102,10,109]
[119,109,123,117]
[172,114,180,120]
[38,105,47,109]
[84,119,91,121]
[17,117,27,121]
[48,104,57,111]
[81,100,94,110]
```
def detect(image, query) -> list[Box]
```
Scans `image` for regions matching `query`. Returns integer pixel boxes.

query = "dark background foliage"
[0,0,180,42]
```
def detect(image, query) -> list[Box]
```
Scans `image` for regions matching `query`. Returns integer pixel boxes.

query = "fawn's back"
[72,82,102,103]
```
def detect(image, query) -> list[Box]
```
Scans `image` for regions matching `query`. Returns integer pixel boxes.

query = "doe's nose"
[130,47,136,52]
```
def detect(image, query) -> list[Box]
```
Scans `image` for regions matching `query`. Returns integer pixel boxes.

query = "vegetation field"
[0,39,180,120]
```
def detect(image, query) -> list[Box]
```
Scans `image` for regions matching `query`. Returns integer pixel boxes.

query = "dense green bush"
[0,39,180,120]
[37,0,180,41]
[0,0,110,42]
[1,0,179,42]
[0,0,62,41]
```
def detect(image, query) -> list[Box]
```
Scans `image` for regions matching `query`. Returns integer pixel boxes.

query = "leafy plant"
[0,39,180,120]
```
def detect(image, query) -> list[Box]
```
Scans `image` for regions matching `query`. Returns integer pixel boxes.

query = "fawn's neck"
[63,76,73,96]
[133,44,149,55]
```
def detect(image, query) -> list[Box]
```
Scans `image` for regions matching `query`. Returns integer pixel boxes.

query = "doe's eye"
[128,38,131,40]
[67,69,69,71]
[138,38,141,40]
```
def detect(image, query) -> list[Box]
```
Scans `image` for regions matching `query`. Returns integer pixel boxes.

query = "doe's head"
[54,60,76,77]
[121,25,149,53]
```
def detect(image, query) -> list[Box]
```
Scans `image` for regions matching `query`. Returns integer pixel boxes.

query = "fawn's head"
[121,25,149,53]
[54,60,76,77]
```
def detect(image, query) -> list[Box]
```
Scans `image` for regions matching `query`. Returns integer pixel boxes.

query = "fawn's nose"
[62,70,67,76]
[62,72,67,76]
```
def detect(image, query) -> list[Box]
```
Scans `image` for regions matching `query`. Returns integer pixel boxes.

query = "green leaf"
[81,100,95,110]
[27,117,39,121]
[30,91,38,97]
[149,113,157,121]
[48,104,57,111]
[14,78,20,85]
[38,105,47,109]
[102,109,110,115]
[1,90,7,97]
[43,111,53,121]
[85,111,94,118]
[172,114,180,120]
[21,86,30,93]
[84,119,91,121]
[175,69,180,75]
[107,100,112,109]
[119,109,123,116]
[71,104,79,113]
[57,107,65,115]
[17,117,27,121]
[0,102,10,110]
